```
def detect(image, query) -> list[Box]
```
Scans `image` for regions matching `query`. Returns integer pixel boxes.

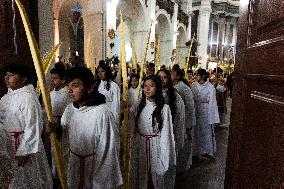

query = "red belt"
[70,149,96,189]
[9,131,24,151]
[136,130,160,172]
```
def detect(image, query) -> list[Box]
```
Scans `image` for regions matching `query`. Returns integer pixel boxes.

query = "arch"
[155,9,172,26]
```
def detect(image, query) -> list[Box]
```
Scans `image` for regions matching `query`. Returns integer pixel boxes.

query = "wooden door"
[224,0,284,188]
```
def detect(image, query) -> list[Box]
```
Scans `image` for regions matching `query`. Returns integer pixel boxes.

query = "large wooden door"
[224,0,284,188]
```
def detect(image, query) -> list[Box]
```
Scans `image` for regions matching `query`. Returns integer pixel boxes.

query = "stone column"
[106,0,117,59]
[224,17,232,60]
[197,1,211,69]
[217,15,225,59]
[147,0,156,62]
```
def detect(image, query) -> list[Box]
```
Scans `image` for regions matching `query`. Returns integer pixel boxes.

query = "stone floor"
[175,98,231,189]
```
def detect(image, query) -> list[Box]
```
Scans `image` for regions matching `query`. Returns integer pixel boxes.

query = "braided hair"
[135,75,165,133]
[157,69,176,120]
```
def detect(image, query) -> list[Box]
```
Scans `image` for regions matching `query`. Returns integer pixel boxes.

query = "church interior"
[0,0,283,188]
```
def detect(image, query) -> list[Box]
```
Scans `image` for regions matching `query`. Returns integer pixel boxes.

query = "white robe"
[0,127,16,188]
[50,87,70,177]
[130,100,176,189]
[50,87,69,117]
[61,103,123,189]
[191,81,220,156]
[128,87,139,112]
[174,81,196,169]
[0,84,52,189]
[98,80,121,125]
[174,81,196,129]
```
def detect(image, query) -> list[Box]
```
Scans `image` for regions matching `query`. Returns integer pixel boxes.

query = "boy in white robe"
[0,63,52,189]
[0,127,16,188]
[50,67,123,189]
[191,69,220,159]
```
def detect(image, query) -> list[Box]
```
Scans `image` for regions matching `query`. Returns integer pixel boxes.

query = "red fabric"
[9,131,24,151]
[69,149,95,189]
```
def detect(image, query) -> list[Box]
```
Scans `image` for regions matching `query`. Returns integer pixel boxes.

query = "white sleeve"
[17,98,43,156]
[158,105,176,175]
[111,83,121,125]
[208,88,220,125]
[173,94,185,151]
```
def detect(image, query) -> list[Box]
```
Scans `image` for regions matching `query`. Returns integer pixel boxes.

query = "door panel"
[225,0,284,188]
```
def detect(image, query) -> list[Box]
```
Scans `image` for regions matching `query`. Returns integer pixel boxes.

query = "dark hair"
[50,63,66,79]
[65,66,94,88]
[135,75,165,133]
[172,64,190,86]
[196,68,209,81]
[128,73,139,89]
[187,70,194,74]
[147,63,155,69]
[95,63,113,91]
[5,63,30,80]
[157,69,176,120]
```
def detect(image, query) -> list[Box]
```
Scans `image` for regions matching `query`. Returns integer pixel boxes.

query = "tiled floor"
[175,99,231,189]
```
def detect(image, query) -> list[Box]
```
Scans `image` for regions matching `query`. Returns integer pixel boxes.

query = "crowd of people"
[0,60,232,189]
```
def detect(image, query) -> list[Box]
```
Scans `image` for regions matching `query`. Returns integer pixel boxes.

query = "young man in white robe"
[158,69,185,188]
[49,64,70,185]
[0,127,16,188]
[130,75,176,189]
[50,67,122,189]
[95,63,121,126]
[171,65,196,170]
[0,63,53,188]
[191,69,220,159]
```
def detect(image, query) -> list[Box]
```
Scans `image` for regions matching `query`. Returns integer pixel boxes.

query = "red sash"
[9,131,24,151]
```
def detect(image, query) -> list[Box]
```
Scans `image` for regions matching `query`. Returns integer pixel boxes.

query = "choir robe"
[0,84,53,189]
[191,81,220,156]
[61,103,123,189]
[162,89,185,189]
[173,81,196,169]
[130,100,176,189]
[50,87,70,177]
[98,80,121,125]
[0,128,16,188]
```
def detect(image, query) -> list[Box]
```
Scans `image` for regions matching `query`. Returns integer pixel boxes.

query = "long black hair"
[157,69,176,120]
[196,68,209,82]
[135,75,165,133]
[95,62,113,91]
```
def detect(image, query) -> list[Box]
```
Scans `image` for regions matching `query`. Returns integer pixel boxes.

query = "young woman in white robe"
[157,69,185,188]
[95,63,121,125]
[171,65,196,169]
[0,127,16,188]
[51,67,123,189]
[128,74,139,112]
[191,69,220,159]
[0,63,52,189]
[130,75,176,189]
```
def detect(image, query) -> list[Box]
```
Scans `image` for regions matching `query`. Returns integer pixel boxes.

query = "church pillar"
[147,0,156,62]
[224,17,232,60]
[106,0,118,59]
[217,15,225,59]
[171,3,179,64]
[197,0,211,69]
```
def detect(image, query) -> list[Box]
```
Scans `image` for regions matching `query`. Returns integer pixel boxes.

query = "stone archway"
[115,0,146,63]
[176,25,187,67]
[156,13,172,66]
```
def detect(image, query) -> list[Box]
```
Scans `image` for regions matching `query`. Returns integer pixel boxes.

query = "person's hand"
[48,117,60,133]
[16,155,29,167]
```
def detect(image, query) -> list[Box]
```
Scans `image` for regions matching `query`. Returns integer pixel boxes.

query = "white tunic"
[0,84,52,189]
[98,80,121,124]
[191,81,220,156]
[162,89,185,152]
[50,87,69,117]
[128,87,139,111]
[174,81,196,129]
[61,103,123,189]
[130,100,176,189]
[0,127,16,188]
